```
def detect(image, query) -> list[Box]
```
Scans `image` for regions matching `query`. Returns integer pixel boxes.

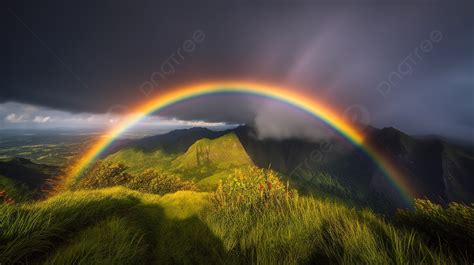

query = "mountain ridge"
[103,125,474,209]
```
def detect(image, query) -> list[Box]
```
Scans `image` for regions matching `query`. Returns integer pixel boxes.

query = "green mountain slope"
[172,133,253,178]
[103,133,254,189]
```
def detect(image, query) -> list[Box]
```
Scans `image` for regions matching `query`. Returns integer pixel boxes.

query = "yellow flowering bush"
[212,166,296,212]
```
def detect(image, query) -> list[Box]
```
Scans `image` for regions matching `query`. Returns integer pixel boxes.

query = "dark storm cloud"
[2,0,473,140]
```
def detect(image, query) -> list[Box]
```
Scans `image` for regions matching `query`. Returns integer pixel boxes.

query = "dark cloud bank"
[2,0,473,141]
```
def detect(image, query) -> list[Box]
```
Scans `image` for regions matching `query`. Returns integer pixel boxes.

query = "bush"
[126,169,197,195]
[396,199,474,259]
[211,166,296,213]
[74,161,197,195]
[74,161,130,189]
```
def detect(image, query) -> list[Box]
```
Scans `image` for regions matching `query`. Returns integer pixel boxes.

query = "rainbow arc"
[68,82,416,205]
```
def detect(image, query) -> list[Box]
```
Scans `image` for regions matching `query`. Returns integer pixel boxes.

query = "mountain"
[366,127,474,204]
[102,125,474,210]
[172,133,253,174]
[104,132,253,190]
[109,127,228,154]
[3,128,473,264]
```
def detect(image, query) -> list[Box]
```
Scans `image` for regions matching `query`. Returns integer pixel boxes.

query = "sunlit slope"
[172,133,253,177]
[103,133,254,187]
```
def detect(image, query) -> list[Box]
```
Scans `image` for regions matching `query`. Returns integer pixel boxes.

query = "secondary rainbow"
[68,81,416,205]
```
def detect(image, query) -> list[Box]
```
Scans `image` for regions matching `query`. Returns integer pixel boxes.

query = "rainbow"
[68,81,415,205]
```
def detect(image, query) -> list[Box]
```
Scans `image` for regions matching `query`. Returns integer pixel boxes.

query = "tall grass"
[0,188,141,264]
[44,217,146,265]
[397,199,474,260]
[203,196,461,264]
[202,167,464,265]
[0,170,469,265]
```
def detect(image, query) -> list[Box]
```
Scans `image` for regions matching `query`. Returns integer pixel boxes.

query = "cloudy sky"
[2,0,473,141]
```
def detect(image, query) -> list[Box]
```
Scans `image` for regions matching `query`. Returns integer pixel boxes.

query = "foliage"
[203,170,463,265]
[211,166,296,212]
[396,199,474,259]
[74,161,129,188]
[74,161,197,195]
[126,169,197,195]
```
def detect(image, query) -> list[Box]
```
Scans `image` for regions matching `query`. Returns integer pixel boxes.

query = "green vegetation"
[2,131,472,264]
[1,167,469,264]
[397,199,474,259]
[172,133,253,178]
[73,161,197,195]
[104,133,253,190]
[289,165,396,213]
[0,175,32,203]
[212,167,295,211]
[44,217,147,265]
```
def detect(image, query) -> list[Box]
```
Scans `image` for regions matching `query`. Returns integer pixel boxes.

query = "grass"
[396,199,474,259]
[204,196,461,264]
[44,217,147,265]
[0,175,33,202]
[204,167,462,264]
[0,188,141,264]
[1,168,469,264]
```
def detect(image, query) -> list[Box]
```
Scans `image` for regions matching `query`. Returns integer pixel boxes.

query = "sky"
[2,0,473,141]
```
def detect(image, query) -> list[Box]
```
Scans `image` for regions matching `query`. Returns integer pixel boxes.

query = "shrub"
[211,166,296,213]
[74,161,197,195]
[74,161,130,189]
[396,199,474,259]
[126,169,197,195]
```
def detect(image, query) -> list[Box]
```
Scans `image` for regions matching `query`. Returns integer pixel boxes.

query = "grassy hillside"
[172,133,253,180]
[104,133,253,190]
[1,167,471,264]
